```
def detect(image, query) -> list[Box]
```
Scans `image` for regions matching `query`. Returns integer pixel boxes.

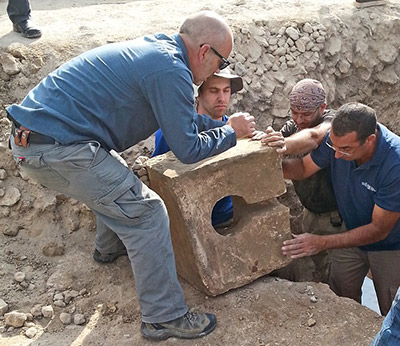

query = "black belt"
[10,121,56,145]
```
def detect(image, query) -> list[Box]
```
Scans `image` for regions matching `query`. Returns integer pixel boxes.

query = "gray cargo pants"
[10,139,187,323]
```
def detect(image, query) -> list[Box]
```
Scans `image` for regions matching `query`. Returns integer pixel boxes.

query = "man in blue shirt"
[152,68,243,228]
[281,102,400,316]
[7,11,256,341]
[372,286,400,345]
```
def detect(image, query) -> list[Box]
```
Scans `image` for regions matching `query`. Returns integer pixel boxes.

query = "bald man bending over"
[7,11,255,341]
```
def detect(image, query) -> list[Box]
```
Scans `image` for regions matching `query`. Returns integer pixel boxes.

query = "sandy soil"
[1,0,397,345]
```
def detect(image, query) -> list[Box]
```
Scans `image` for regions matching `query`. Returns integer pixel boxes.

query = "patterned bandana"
[289,79,326,112]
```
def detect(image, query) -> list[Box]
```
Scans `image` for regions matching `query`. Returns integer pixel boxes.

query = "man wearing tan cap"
[152,68,243,228]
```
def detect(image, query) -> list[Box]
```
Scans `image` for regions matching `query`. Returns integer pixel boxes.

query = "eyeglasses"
[200,44,230,70]
[325,139,363,157]
[325,141,351,157]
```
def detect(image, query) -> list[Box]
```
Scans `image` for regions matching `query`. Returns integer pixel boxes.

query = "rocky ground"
[0,0,399,345]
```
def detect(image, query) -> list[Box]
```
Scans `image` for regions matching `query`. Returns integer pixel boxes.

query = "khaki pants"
[302,209,342,282]
[329,246,400,316]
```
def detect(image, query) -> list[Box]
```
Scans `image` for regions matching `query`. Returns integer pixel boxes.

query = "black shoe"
[13,20,42,39]
[141,311,217,341]
[354,0,386,8]
[93,249,127,264]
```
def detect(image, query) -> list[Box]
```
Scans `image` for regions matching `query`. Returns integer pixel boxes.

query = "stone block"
[146,139,291,295]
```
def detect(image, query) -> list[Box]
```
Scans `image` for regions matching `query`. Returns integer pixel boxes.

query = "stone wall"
[228,9,400,133]
[0,5,399,143]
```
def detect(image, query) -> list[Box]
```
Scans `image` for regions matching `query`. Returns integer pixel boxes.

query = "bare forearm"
[282,223,391,259]
[282,207,399,259]
[285,122,331,155]
[320,223,391,251]
[282,158,306,180]
[284,131,319,155]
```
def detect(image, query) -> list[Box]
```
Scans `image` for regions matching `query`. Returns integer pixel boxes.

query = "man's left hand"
[281,233,325,259]
[260,126,287,153]
[251,130,267,140]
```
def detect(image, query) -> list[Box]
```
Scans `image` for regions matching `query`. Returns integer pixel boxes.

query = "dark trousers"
[7,0,31,25]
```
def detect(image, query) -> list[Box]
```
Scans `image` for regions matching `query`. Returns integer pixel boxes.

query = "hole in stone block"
[213,195,279,236]
[212,195,234,235]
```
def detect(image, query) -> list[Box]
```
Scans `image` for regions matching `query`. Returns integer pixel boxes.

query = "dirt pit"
[1,0,399,345]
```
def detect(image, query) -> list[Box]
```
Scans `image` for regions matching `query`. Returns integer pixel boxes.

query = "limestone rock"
[46,271,74,291]
[41,305,54,318]
[60,312,72,325]
[0,186,21,206]
[66,211,81,233]
[41,242,65,257]
[377,44,399,65]
[0,298,9,316]
[30,304,42,317]
[53,293,64,301]
[25,326,38,338]
[375,66,400,85]
[338,59,351,74]
[307,318,317,327]
[3,225,19,236]
[295,39,306,53]
[6,42,29,59]
[0,169,7,180]
[4,311,28,327]
[234,61,246,76]
[64,290,79,304]
[326,36,342,56]
[146,140,291,295]
[285,27,299,41]
[303,22,314,33]
[14,271,26,283]
[33,193,57,212]
[74,313,86,325]
[0,52,21,75]
[54,300,66,308]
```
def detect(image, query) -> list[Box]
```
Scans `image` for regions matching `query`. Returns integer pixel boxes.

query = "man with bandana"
[262,79,341,283]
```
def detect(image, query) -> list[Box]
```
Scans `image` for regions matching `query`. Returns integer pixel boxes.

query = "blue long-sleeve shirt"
[7,33,236,164]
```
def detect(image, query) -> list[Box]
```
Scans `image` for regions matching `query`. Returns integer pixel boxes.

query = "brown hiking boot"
[141,311,217,341]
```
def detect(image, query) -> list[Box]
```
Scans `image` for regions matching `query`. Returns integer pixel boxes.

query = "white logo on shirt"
[361,181,377,192]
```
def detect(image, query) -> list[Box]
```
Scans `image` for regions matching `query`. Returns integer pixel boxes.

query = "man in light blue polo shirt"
[7,11,256,341]
[281,102,400,316]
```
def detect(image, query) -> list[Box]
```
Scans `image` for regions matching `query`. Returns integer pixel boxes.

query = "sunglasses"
[200,44,230,70]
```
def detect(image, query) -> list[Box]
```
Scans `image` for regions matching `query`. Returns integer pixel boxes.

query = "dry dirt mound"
[1,0,398,345]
